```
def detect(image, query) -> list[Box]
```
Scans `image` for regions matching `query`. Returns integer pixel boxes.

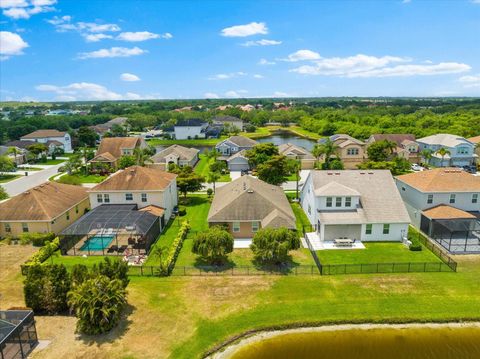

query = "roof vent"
[247,189,254,193]
[335,172,340,175]
[368,172,374,175]
[360,172,365,175]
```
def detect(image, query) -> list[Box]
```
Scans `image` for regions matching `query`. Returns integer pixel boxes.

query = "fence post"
[423,262,426,272]
[295,267,298,275]
[151,266,153,276]
[408,262,411,272]
[140,266,143,276]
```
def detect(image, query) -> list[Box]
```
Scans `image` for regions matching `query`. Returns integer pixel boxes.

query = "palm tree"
[207,171,220,193]
[420,149,432,166]
[134,148,153,167]
[7,147,19,165]
[311,143,323,168]
[313,138,339,168]
[383,140,398,159]
[205,148,220,162]
[80,147,90,175]
[436,147,451,167]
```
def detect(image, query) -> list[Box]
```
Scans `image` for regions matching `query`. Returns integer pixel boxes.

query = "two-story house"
[300,170,410,249]
[89,136,146,171]
[416,134,477,167]
[174,119,208,140]
[278,143,316,169]
[20,129,72,153]
[319,134,367,169]
[88,166,178,224]
[366,134,420,163]
[215,135,258,171]
[212,115,244,131]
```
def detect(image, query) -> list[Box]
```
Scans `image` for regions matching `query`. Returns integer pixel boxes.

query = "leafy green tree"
[64,154,82,175]
[315,138,339,166]
[172,166,205,199]
[250,227,300,264]
[420,149,432,166]
[68,275,127,335]
[0,186,8,200]
[207,171,221,193]
[287,158,301,199]
[0,155,15,173]
[110,123,127,137]
[322,158,344,170]
[192,226,234,265]
[77,126,98,147]
[118,155,136,169]
[246,143,279,167]
[27,143,48,158]
[7,146,20,164]
[257,155,290,185]
[209,160,226,174]
[133,147,153,167]
[367,140,397,162]
[436,147,451,166]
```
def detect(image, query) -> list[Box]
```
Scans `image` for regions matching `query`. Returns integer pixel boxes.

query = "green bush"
[251,227,300,264]
[178,205,187,216]
[409,244,422,251]
[18,232,56,247]
[206,188,213,197]
[192,226,234,265]
[161,221,190,275]
[24,237,60,266]
[91,257,129,289]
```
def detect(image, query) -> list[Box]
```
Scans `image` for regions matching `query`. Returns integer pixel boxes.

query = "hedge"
[24,237,60,267]
[162,221,190,275]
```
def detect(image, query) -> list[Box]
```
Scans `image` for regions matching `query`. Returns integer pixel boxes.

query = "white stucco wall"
[174,126,206,140]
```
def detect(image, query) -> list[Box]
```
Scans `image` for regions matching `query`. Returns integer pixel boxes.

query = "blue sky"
[1,0,479,101]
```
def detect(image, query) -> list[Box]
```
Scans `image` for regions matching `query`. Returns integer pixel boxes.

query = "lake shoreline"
[209,321,480,359]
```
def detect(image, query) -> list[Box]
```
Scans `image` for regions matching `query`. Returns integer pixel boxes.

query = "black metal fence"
[320,261,453,275]
[414,229,458,271]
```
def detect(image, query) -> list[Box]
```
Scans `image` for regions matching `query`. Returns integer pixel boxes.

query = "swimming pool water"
[80,235,114,251]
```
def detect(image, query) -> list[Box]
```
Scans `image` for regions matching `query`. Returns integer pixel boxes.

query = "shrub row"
[163,221,190,275]
[1,232,56,246]
[24,237,60,267]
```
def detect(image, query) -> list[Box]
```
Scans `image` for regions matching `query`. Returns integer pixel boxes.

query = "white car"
[411,163,423,171]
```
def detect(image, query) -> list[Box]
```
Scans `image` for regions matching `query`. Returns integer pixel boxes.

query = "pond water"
[155,131,317,154]
[227,326,480,359]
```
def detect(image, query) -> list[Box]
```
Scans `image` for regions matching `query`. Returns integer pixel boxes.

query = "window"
[104,194,110,203]
[308,205,311,215]
[347,148,359,156]
[22,223,29,233]
[473,194,478,204]
[66,211,70,221]
[335,197,342,207]
[365,224,372,235]
[345,197,352,207]
[449,194,456,204]
[252,221,260,232]
[125,193,133,201]
[383,224,390,235]
[4,223,11,233]
[326,197,333,207]
[457,146,469,155]
[97,194,103,203]
[141,193,148,202]
[233,222,240,233]
[402,187,406,192]
[427,194,433,204]
[75,205,79,214]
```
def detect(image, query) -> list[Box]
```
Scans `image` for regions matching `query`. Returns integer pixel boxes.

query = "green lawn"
[56,173,106,184]
[48,251,109,268]
[0,174,21,183]
[194,154,231,182]
[317,242,442,265]
[41,159,66,165]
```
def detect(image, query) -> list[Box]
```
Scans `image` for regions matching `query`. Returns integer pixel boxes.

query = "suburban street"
[3,163,65,197]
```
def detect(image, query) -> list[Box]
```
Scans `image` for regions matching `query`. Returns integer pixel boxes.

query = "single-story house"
[207,175,296,240]
[0,145,27,165]
[89,136,146,170]
[216,135,258,156]
[300,170,410,248]
[226,150,250,172]
[149,144,199,170]
[0,182,89,238]
[20,129,72,152]
[278,143,315,169]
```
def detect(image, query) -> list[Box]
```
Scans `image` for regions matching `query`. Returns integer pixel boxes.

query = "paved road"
[2,163,65,197]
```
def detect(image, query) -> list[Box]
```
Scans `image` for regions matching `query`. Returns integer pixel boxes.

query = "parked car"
[411,163,423,171]
[463,165,477,174]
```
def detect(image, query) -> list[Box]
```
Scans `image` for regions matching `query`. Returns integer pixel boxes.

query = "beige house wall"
[300,159,315,169]
[210,221,259,238]
[0,197,90,238]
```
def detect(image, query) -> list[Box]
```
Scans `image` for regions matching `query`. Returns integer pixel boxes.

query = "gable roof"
[309,170,410,223]
[89,166,176,192]
[322,134,365,147]
[396,168,480,192]
[4,140,33,150]
[150,145,199,163]
[226,149,249,162]
[175,118,206,127]
[468,135,480,144]
[314,181,361,196]
[278,143,315,159]
[422,205,477,220]
[208,175,295,228]
[213,115,242,123]
[21,129,67,139]
[223,135,258,147]
[94,137,143,161]
[0,182,88,221]
[416,134,473,148]
[369,134,416,146]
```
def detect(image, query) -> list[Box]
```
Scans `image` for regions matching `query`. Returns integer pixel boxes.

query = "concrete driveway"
[2,163,65,197]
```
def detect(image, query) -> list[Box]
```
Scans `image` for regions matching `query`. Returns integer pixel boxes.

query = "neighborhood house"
[300,170,411,249]
[320,134,367,169]
[20,129,72,153]
[216,135,258,171]
[416,133,477,167]
[149,144,199,170]
[173,119,208,139]
[212,115,244,131]
[367,134,420,163]
[278,143,316,169]
[89,136,147,170]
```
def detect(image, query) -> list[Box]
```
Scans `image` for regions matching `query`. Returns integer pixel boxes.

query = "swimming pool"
[80,235,114,251]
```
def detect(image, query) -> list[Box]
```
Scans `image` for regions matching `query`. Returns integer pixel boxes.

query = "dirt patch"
[0,243,37,308]
[185,276,275,319]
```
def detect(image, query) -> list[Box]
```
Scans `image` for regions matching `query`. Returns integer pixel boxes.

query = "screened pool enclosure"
[0,310,38,359]
[60,204,161,256]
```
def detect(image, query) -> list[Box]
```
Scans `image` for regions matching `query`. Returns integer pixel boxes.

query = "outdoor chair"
[118,245,128,253]
[107,245,118,253]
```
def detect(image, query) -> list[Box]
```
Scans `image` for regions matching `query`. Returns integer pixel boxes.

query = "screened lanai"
[60,204,161,256]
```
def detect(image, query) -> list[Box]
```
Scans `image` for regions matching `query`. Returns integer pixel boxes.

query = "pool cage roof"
[0,310,34,345]
[61,204,158,236]
[432,217,480,233]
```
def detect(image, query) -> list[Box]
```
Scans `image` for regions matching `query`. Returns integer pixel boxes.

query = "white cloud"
[272,91,291,97]
[78,46,146,59]
[459,74,480,88]
[208,71,247,80]
[225,90,248,98]
[0,31,28,60]
[120,73,141,82]
[116,31,159,42]
[282,49,321,62]
[204,92,220,99]
[253,74,264,79]
[35,81,147,101]
[162,32,173,39]
[221,22,268,37]
[76,22,120,33]
[83,33,113,42]
[258,58,275,65]
[349,62,471,78]
[241,39,281,47]
[2,0,56,19]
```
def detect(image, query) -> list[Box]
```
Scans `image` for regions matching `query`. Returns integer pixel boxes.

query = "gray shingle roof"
[150,145,199,163]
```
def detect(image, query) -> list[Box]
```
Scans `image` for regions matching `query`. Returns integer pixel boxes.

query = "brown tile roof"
[138,205,165,217]
[422,204,476,220]
[396,168,480,192]
[278,143,315,159]
[95,137,143,161]
[208,175,295,229]
[21,129,66,139]
[90,152,117,162]
[468,135,480,144]
[90,166,176,192]
[0,182,88,221]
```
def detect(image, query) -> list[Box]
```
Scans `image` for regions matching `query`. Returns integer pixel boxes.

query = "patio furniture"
[333,238,354,247]
[128,237,136,245]
[118,245,128,253]
[107,245,118,253]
